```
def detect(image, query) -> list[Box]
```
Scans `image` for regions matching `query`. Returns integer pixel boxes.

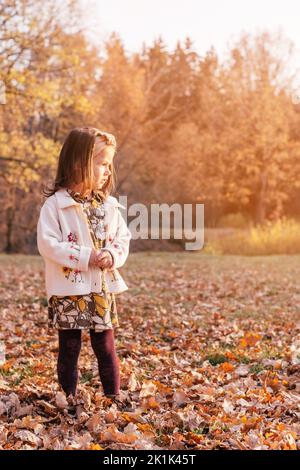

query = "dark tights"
[57,329,120,397]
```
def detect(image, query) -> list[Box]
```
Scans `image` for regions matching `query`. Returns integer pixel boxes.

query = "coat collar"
[55,188,126,210]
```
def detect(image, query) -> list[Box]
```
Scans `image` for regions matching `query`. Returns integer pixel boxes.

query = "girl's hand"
[95,250,114,269]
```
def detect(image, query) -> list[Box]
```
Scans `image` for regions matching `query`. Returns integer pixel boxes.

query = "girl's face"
[92,139,115,189]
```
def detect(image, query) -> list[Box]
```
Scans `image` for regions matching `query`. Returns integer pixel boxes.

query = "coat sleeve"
[37,199,92,271]
[102,207,131,270]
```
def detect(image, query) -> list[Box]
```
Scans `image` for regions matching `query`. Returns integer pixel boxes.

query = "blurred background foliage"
[1,0,300,254]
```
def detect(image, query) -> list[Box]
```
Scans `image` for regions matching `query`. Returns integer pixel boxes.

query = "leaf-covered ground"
[0,253,299,450]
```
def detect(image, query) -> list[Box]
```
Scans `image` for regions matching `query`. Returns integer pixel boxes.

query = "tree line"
[1,0,300,253]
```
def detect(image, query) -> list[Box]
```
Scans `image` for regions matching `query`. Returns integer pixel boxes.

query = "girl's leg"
[57,329,82,396]
[90,329,120,396]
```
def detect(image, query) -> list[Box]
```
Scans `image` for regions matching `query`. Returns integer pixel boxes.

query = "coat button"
[94,282,96,285]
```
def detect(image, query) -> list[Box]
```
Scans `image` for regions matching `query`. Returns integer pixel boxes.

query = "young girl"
[37,126,131,409]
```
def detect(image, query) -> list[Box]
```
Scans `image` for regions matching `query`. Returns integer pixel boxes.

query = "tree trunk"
[255,172,268,225]
[4,206,15,253]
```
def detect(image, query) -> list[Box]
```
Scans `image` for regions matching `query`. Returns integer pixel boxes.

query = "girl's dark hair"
[42,126,117,200]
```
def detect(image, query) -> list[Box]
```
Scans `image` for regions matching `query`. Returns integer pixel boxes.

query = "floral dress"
[47,188,119,332]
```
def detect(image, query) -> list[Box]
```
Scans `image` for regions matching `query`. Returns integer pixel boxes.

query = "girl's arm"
[101,208,131,270]
[37,199,92,271]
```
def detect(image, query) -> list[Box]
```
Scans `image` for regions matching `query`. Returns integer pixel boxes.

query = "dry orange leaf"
[0,359,15,372]
[220,362,235,372]
[90,443,104,450]
[99,425,138,444]
[239,332,262,348]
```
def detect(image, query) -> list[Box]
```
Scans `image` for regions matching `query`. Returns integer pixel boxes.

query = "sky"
[82,0,300,68]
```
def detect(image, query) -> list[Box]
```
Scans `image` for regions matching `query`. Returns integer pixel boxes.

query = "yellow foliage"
[204,218,300,255]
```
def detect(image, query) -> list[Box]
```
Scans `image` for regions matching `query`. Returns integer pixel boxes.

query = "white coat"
[37,188,131,301]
